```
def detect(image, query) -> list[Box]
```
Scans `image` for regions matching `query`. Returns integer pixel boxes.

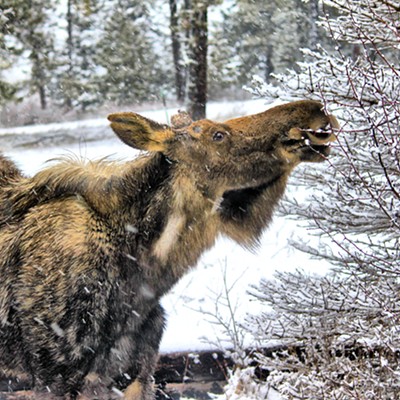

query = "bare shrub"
[233,1,400,398]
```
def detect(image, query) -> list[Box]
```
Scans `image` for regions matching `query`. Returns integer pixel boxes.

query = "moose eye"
[212,131,225,142]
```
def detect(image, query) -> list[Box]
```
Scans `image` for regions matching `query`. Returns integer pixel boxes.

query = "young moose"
[0,101,338,399]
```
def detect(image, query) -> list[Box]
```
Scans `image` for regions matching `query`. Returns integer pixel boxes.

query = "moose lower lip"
[298,142,330,149]
[312,131,331,139]
[289,143,331,157]
[309,144,331,155]
[306,131,336,145]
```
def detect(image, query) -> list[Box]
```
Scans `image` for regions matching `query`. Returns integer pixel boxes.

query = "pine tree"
[0,0,55,109]
[51,0,102,111]
[186,0,208,120]
[166,0,213,118]
[209,0,327,96]
[211,0,277,88]
[271,0,309,73]
[0,5,21,105]
[169,0,186,103]
[95,0,166,106]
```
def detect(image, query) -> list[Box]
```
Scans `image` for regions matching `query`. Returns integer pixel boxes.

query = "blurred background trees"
[1,0,56,111]
[0,0,327,124]
[51,0,102,111]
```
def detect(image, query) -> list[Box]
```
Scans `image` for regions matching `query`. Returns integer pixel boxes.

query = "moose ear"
[108,112,175,152]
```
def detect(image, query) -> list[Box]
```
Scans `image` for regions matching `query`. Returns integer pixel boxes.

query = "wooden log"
[155,350,232,384]
[156,381,226,400]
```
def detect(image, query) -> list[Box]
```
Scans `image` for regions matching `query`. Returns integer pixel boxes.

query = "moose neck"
[120,152,291,299]
[122,155,221,297]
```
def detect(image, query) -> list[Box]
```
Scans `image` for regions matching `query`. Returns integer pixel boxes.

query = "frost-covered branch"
[234,0,400,398]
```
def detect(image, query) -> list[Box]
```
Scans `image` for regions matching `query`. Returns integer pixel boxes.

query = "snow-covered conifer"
[51,0,103,111]
[1,0,56,110]
[94,0,167,106]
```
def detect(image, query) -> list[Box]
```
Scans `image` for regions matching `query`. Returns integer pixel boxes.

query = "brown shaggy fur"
[0,101,338,399]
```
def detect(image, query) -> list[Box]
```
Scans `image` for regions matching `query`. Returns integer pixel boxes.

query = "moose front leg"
[114,304,166,400]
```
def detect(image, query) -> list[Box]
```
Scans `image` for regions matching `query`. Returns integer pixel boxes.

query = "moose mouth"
[297,142,332,159]
[307,143,332,157]
[306,128,336,156]
[307,128,336,145]
[283,127,336,160]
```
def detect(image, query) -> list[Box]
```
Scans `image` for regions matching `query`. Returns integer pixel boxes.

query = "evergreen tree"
[0,79,18,106]
[167,0,222,119]
[210,0,276,90]
[169,0,186,103]
[186,0,209,120]
[95,0,166,106]
[51,0,102,111]
[0,1,55,108]
[2,0,56,109]
[0,5,21,105]
[210,0,327,93]
[271,0,309,73]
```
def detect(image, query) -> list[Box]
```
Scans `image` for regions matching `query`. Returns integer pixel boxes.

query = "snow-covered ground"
[2,99,331,359]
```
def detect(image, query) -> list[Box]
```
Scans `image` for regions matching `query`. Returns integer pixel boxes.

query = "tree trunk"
[29,34,47,110]
[265,44,274,83]
[65,0,73,109]
[38,85,47,110]
[187,1,208,121]
[308,0,320,51]
[169,0,186,103]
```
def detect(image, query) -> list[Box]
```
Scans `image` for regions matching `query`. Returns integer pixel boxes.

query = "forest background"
[0,0,332,125]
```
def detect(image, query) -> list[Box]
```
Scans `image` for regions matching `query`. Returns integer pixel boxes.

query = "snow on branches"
[234,0,400,398]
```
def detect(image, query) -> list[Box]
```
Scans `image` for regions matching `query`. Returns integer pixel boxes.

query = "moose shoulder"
[0,100,338,400]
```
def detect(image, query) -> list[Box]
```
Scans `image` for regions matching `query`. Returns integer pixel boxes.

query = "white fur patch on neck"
[211,196,224,214]
[153,213,186,263]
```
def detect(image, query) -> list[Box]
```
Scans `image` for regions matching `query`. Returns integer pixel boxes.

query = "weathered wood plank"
[155,350,232,384]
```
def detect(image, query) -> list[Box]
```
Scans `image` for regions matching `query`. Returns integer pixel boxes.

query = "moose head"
[108,100,338,196]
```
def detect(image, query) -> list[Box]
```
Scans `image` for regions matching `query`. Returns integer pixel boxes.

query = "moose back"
[0,101,338,399]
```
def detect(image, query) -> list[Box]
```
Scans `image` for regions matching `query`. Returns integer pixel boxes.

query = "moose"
[0,100,338,399]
